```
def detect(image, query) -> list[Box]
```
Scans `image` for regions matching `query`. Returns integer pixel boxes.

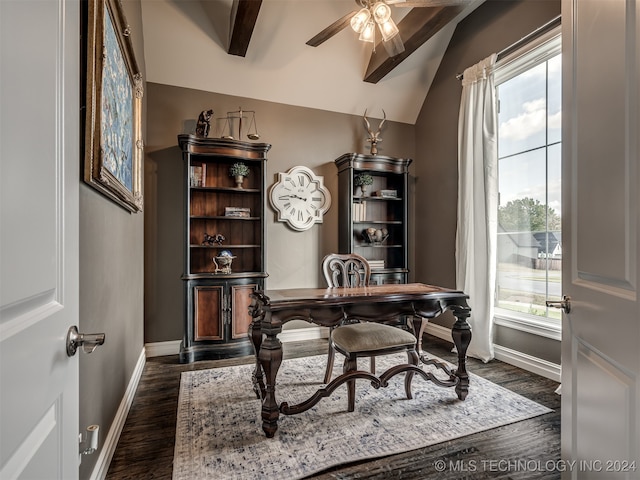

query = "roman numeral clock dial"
[269,166,332,231]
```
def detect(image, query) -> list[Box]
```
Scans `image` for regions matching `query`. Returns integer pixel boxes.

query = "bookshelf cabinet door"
[194,285,224,341]
[231,283,257,339]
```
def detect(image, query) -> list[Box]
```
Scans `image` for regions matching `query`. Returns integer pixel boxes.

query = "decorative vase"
[358,185,367,196]
[235,175,244,188]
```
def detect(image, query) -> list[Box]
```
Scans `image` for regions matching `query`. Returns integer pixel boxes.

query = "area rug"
[173,353,551,480]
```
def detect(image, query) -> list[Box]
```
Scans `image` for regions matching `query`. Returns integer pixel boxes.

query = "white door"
[562,0,640,477]
[0,0,80,478]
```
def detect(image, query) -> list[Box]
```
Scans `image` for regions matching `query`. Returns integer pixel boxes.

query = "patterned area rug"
[173,354,551,480]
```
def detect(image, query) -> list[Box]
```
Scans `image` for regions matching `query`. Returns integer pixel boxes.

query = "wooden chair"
[322,253,420,412]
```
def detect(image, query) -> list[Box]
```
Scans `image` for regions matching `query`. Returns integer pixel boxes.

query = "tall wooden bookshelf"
[178,134,270,362]
[334,153,412,285]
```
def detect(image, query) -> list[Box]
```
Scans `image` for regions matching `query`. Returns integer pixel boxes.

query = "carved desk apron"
[248,283,472,438]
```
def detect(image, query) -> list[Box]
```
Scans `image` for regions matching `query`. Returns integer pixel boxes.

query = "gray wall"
[413,0,561,364]
[79,1,146,478]
[144,83,416,343]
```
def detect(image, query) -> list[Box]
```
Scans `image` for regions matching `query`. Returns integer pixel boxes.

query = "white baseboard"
[492,344,561,382]
[423,322,455,343]
[423,323,561,383]
[145,326,560,382]
[280,326,330,343]
[145,340,181,358]
[89,348,146,480]
[144,327,330,358]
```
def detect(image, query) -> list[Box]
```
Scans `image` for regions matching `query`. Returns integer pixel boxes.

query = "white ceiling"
[140,0,483,124]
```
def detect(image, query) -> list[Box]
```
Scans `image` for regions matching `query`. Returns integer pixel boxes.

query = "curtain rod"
[455,14,561,80]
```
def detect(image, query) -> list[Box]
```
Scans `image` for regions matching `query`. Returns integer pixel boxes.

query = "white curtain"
[456,54,498,362]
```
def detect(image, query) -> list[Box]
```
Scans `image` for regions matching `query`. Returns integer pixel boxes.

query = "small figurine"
[363,109,386,155]
[202,233,225,246]
[195,109,214,137]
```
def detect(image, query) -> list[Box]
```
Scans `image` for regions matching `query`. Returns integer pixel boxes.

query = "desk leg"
[248,315,264,400]
[259,329,283,438]
[451,307,472,400]
[411,316,429,354]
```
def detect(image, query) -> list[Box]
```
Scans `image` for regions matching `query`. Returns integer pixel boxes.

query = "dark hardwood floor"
[106,335,560,479]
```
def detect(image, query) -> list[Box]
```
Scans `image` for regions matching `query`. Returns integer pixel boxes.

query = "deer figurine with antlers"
[363,109,386,156]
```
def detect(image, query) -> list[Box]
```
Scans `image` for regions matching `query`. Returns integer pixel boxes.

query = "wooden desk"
[248,283,472,438]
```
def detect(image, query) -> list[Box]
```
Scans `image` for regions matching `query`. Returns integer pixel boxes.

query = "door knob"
[66,326,105,357]
[546,295,571,314]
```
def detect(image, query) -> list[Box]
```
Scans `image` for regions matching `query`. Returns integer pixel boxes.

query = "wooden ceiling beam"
[228,0,263,57]
[306,11,357,47]
[364,5,467,84]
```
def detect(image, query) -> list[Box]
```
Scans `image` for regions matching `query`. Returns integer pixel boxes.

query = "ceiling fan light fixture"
[359,20,376,42]
[371,2,392,24]
[378,17,399,41]
[351,8,371,34]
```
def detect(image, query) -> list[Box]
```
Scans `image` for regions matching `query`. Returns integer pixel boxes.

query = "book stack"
[190,164,206,187]
[352,202,366,222]
[368,259,385,270]
[372,189,397,198]
[225,207,251,218]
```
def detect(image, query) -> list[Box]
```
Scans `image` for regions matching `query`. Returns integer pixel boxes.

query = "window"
[495,30,562,330]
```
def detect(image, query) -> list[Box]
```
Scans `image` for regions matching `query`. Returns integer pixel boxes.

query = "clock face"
[269,166,331,231]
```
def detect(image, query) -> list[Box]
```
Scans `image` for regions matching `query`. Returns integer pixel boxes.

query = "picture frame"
[84,0,143,212]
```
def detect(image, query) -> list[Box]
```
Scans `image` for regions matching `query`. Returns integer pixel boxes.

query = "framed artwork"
[84,0,143,212]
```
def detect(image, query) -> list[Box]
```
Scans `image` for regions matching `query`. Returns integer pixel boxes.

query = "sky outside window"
[498,56,562,213]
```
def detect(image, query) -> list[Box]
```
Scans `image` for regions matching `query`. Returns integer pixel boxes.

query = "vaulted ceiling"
[140,0,484,124]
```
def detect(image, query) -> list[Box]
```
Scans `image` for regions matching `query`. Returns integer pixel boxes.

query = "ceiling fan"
[306,0,470,57]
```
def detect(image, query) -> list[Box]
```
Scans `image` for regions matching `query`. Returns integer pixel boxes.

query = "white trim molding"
[279,326,330,343]
[423,323,561,382]
[90,348,146,480]
[144,327,330,358]
[493,344,561,382]
[144,340,181,358]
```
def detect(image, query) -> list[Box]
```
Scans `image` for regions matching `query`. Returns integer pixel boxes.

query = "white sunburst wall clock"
[269,166,332,231]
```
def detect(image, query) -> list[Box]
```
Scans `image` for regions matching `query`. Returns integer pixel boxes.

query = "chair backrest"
[322,253,371,288]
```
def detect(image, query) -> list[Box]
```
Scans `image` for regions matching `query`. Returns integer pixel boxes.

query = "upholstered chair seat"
[331,322,416,354]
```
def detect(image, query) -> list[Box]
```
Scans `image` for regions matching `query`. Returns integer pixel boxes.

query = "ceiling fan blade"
[387,0,470,6]
[306,10,357,47]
